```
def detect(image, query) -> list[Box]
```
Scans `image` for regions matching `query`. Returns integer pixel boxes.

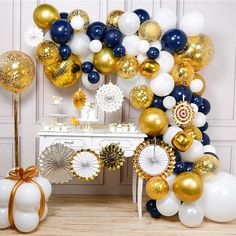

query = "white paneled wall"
[0,0,236,195]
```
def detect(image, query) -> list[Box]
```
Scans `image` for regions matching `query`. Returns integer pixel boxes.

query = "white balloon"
[89,40,102,53]
[165,110,176,126]
[192,112,207,127]
[118,12,140,36]
[156,51,174,72]
[0,208,10,229]
[0,179,16,207]
[204,145,217,154]
[163,96,176,109]
[163,126,182,147]
[203,172,236,222]
[150,73,174,97]
[122,35,140,56]
[190,79,204,93]
[181,140,204,162]
[35,176,52,201]
[137,54,147,64]
[80,52,94,63]
[70,15,84,30]
[156,191,181,216]
[178,203,204,227]
[180,11,205,36]
[150,41,162,51]
[166,173,176,190]
[191,103,199,113]
[138,40,150,54]
[81,72,105,90]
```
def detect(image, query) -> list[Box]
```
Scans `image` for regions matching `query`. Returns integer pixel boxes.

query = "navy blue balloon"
[161,29,187,54]
[103,28,122,48]
[59,44,71,60]
[113,44,126,57]
[82,62,94,73]
[133,9,150,24]
[201,133,210,145]
[146,47,160,60]
[191,95,203,107]
[174,162,186,175]
[151,96,166,111]
[199,98,211,115]
[174,149,182,163]
[199,122,208,132]
[204,152,219,160]
[170,85,192,102]
[185,162,193,172]
[60,12,68,20]
[146,200,161,218]
[86,21,106,40]
[50,20,74,44]
[88,71,100,84]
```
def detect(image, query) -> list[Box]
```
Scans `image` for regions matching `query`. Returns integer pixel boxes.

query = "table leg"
[132,170,138,203]
[137,177,143,218]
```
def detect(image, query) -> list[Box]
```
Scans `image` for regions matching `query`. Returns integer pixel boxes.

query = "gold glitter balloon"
[146,177,169,200]
[36,40,59,65]
[193,73,206,96]
[0,51,35,94]
[93,47,116,75]
[173,172,203,202]
[172,131,193,152]
[33,4,60,30]
[44,54,81,88]
[130,85,154,109]
[184,125,202,141]
[138,20,162,42]
[171,61,195,86]
[106,10,124,28]
[193,154,220,180]
[140,59,160,79]
[116,56,139,79]
[175,34,214,71]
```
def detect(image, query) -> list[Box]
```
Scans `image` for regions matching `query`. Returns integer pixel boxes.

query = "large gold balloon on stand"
[140,59,160,79]
[172,131,193,152]
[106,10,124,28]
[184,125,202,141]
[193,73,206,96]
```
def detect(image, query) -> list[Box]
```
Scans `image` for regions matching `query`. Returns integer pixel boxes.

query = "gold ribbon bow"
[6,166,46,226]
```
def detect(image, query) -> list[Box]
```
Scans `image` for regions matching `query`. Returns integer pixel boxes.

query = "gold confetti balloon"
[146,177,169,200]
[0,51,35,94]
[33,4,60,30]
[140,59,160,79]
[130,85,154,109]
[138,20,162,42]
[44,54,81,88]
[106,10,124,28]
[116,56,139,79]
[172,131,193,152]
[193,73,206,96]
[184,125,202,141]
[193,154,220,180]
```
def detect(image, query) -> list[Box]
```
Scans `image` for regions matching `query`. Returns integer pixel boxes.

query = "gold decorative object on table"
[183,125,202,141]
[73,89,87,109]
[106,10,124,28]
[140,59,160,79]
[70,116,80,127]
[172,131,193,152]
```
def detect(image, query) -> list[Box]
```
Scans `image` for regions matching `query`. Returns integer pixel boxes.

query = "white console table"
[38,129,147,217]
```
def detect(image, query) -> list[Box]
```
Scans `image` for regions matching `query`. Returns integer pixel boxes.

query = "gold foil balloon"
[172,131,193,152]
[138,20,162,42]
[146,177,169,200]
[193,73,206,96]
[171,61,195,86]
[116,56,139,79]
[36,40,59,65]
[176,34,214,71]
[139,108,169,136]
[193,154,220,180]
[184,125,202,141]
[0,51,35,93]
[106,10,124,28]
[140,59,160,79]
[130,85,154,109]
[33,4,60,30]
[44,54,81,88]
[173,172,203,202]
[93,47,116,75]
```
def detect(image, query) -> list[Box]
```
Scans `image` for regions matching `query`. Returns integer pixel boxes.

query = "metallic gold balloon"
[139,108,169,136]
[172,131,193,152]
[140,59,160,79]
[173,172,203,202]
[0,51,35,93]
[193,73,206,96]
[193,154,220,180]
[36,40,59,65]
[146,177,169,200]
[44,54,81,87]
[138,20,162,42]
[106,10,124,28]
[184,125,202,141]
[175,34,214,71]
[130,85,154,109]
[93,47,116,75]
[33,4,60,30]
[171,61,195,86]
[116,56,139,79]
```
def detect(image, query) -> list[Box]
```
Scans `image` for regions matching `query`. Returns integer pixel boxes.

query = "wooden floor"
[1,195,236,236]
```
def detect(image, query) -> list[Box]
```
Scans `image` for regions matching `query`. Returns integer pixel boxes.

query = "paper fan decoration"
[99,143,126,170]
[95,82,124,113]
[70,149,102,181]
[24,26,44,47]
[133,139,176,180]
[38,143,75,184]
[73,89,87,109]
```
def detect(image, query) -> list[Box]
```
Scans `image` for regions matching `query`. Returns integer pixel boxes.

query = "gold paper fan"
[73,89,86,109]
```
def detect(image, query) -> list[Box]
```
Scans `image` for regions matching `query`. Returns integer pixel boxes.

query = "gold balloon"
[116,56,139,79]
[193,73,206,96]
[193,154,220,180]
[146,177,169,200]
[33,4,60,30]
[138,20,162,42]
[36,40,59,65]
[139,108,169,136]
[106,10,124,28]
[175,34,214,71]
[140,59,160,79]
[0,51,35,94]
[94,47,116,75]
[184,125,202,141]
[172,131,193,152]
[44,54,81,88]
[130,85,154,109]
[173,172,203,202]
[171,61,195,86]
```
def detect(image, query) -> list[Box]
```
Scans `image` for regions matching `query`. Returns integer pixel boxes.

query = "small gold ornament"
[172,131,193,152]
[193,73,206,96]
[140,59,160,79]
[106,10,124,28]
[70,116,80,127]
[184,125,202,141]
[73,89,86,109]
